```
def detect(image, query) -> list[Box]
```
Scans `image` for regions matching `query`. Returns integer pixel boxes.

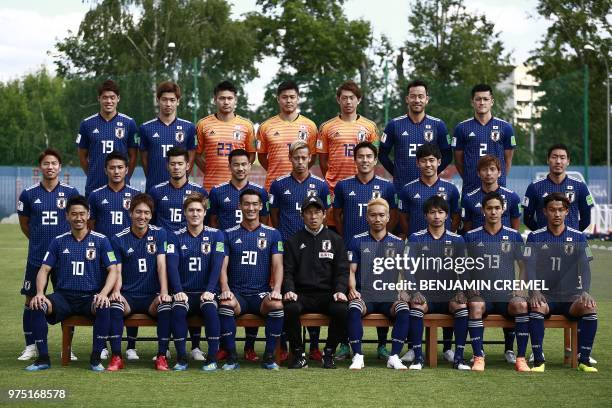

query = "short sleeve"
[333,182,345,209]
[269,181,280,209]
[111,236,124,263]
[449,185,461,214]
[259,188,270,216]
[270,230,283,254]
[347,237,360,265]
[208,188,219,216]
[101,237,117,267]
[380,121,394,149]
[127,119,139,149]
[502,122,515,150]
[77,121,89,149]
[508,192,521,219]
[88,192,98,221]
[195,120,206,155]
[42,239,59,268]
[244,121,257,153]
[452,124,464,150]
[385,183,398,209]
[186,123,197,151]
[316,124,329,154]
[17,189,30,217]
[157,229,168,255]
[256,124,268,153]
[307,121,318,154]
[139,125,148,150]
[436,120,451,150]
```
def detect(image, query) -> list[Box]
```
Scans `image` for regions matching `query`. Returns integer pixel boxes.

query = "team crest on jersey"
[56,197,67,209]
[201,242,211,254]
[122,197,131,210]
[307,190,317,198]
[322,240,332,252]
[86,248,96,260]
[175,131,185,143]
[564,243,574,255]
[565,190,575,203]
[372,191,381,199]
[147,242,157,254]
[424,130,434,142]
[501,242,512,253]
[257,237,267,250]
[115,127,125,139]
[357,130,367,142]
[443,245,453,257]
[436,192,447,200]
[384,243,396,259]
[233,130,243,141]
[490,131,500,142]
[297,130,308,141]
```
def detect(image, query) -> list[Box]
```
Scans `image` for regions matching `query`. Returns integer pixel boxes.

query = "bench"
[61,313,578,368]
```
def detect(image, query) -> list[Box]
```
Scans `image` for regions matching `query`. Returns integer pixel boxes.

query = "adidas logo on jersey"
[101,199,109,204]
[93,128,100,133]
[363,248,370,253]
[162,196,169,201]
[127,248,134,254]
[475,203,481,207]
[414,193,420,198]
[402,131,409,136]
[468,132,475,137]
[34,198,42,204]
[224,197,231,202]
[63,248,70,254]
[299,243,306,249]
[349,191,356,196]
[181,245,188,250]
[284,190,291,195]
[153,132,160,138]
[235,238,242,244]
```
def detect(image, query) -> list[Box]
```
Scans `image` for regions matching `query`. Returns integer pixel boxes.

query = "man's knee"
[329,301,348,318]
[283,300,301,317]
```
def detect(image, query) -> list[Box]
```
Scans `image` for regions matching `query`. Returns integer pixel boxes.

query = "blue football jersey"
[88,184,141,238]
[112,225,167,296]
[522,175,594,231]
[524,227,592,299]
[139,117,197,192]
[224,224,283,296]
[17,182,79,266]
[452,117,515,194]
[333,175,397,245]
[43,230,116,294]
[167,226,225,293]
[398,178,460,235]
[76,112,138,195]
[461,186,521,229]
[208,181,269,231]
[149,180,208,232]
[380,114,451,191]
[347,231,403,292]
[269,173,330,241]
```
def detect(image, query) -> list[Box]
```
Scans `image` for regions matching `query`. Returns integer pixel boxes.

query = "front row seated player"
[407,195,469,370]
[166,193,225,371]
[346,198,410,370]
[25,196,118,371]
[282,196,349,369]
[106,193,173,371]
[218,189,285,370]
[525,192,598,372]
[464,191,531,372]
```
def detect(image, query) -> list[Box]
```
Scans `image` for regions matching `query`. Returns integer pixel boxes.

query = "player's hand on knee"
[333,292,347,302]
[269,290,282,301]
[220,290,233,301]
[348,288,361,301]
[94,293,110,308]
[529,290,546,309]
[579,291,596,309]
[30,294,48,310]
[158,293,172,303]
[283,291,298,302]
[452,291,467,305]
[109,291,123,303]
[411,292,426,305]
[173,292,187,302]
[398,290,410,302]
[201,291,215,302]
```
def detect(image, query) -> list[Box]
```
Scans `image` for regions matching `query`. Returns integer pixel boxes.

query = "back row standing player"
[77,80,138,196]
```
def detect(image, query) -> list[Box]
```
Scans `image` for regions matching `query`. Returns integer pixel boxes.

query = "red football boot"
[244,348,260,362]
[155,355,170,371]
[216,348,229,361]
[106,355,124,371]
[308,348,323,362]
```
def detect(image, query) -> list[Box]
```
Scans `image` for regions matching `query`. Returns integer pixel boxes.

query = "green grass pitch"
[0,225,611,407]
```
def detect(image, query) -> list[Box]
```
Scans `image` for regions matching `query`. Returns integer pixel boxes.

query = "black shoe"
[322,348,336,369]
[226,352,239,366]
[89,351,102,367]
[288,348,308,369]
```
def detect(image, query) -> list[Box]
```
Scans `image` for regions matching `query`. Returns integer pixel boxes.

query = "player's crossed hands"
[93,293,110,308]
[219,290,234,300]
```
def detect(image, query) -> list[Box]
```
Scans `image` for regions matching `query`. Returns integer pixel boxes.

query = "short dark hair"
[353,141,378,160]
[407,79,428,95]
[277,80,299,96]
[105,151,128,166]
[38,148,62,165]
[336,80,362,99]
[66,195,89,212]
[98,79,120,97]
[547,143,571,160]
[228,148,249,163]
[130,193,155,213]
[471,83,493,98]
[423,195,449,214]
[544,192,570,210]
[481,191,504,209]
[416,143,441,160]
[214,80,237,96]
[156,81,181,99]
[239,188,262,204]
[166,146,189,162]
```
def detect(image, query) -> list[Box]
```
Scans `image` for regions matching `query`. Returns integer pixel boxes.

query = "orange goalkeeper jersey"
[196,114,256,191]
[317,115,378,192]
[257,114,317,190]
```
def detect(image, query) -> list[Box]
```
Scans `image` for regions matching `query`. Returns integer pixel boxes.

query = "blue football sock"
[244,327,258,350]
[453,308,468,362]
[23,306,34,346]
[514,314,529,358]
[92,306,110,354]
[503,327,515,351]
[529,311,545,362]
[577,319,583,354]
[218,305,237,353]
[391,304,410,356]
[468,318,484,357]
[201,302,220,361]
[264,309,284,355]
[171,301,189,359]
[126,326,138,350]
[347,302,363,355]
[307,327,320,350]
[579,314,597,363]
[409,309,424,362]
[442,327,453,352]
[31,305,49,357]
[156,303,171,356]
[109,302,124,355]
[189,326,201,350]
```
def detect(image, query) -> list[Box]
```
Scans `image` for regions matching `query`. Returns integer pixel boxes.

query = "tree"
[528,0,611,165]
